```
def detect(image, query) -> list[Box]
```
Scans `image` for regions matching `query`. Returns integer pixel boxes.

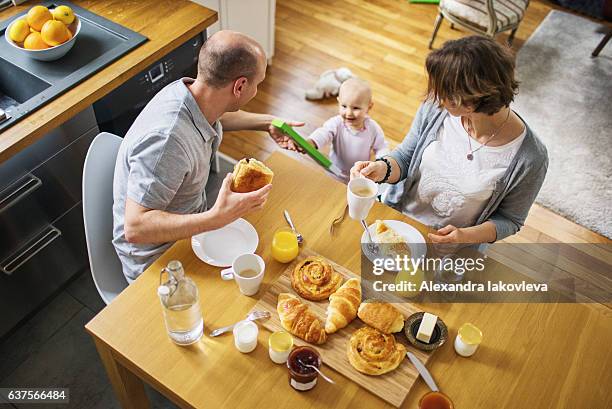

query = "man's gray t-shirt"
[112,78,222,280]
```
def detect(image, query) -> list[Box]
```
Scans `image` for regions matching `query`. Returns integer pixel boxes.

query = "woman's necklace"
[463,109,511,161]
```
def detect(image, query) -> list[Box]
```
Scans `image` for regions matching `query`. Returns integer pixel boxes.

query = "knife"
[407,352,439,392]
[271,119,343,178]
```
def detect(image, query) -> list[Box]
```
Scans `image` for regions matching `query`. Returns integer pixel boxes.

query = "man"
[112,30,301,280]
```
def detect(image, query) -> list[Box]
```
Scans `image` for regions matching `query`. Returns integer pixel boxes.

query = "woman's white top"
[403,114,526,230]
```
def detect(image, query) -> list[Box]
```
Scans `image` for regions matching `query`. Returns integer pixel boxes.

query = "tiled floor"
[0,156,235,409]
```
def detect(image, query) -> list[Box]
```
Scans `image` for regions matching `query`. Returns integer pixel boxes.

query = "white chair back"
[82,132,127,304]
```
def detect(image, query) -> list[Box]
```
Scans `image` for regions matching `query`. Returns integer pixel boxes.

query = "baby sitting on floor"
[307,77,389,182]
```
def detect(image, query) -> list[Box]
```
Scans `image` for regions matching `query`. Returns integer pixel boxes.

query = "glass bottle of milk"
[158,260,203,345]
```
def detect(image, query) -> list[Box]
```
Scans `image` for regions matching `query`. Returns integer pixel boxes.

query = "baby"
[307,78,388,182]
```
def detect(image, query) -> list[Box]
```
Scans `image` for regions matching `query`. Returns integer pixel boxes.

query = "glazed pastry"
[231,158,274,193]
[347,326,406,375]
[277,293,327,344]
[291,256,343,301]
[325,278,361,334]
[357,300,405,334]
[375,220,411,257]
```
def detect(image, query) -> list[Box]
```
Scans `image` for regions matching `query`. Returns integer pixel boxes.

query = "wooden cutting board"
[250,248,434,408]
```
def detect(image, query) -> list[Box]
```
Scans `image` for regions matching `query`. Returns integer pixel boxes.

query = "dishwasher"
[93,33,204,136]
[0,33,205,339]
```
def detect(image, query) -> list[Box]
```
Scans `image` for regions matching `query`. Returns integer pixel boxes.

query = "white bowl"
[5,15,81,62]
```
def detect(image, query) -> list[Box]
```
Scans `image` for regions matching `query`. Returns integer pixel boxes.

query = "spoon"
[297,359,335,384]
[284,210,303,245]
[209,310,271,337]
[360,219,380,259]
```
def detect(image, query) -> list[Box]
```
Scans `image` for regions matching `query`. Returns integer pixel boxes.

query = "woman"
[351,36,548,244]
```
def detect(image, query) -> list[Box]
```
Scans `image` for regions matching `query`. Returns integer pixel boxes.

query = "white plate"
[191,218,259,267]
[360,219,427,270]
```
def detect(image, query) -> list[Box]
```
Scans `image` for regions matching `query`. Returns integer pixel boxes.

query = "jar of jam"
[287,346,321,391]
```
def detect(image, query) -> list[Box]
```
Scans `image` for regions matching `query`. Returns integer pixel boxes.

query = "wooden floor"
[219,0,610,246]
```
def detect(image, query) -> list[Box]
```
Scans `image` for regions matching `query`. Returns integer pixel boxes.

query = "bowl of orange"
[5,5,80,62]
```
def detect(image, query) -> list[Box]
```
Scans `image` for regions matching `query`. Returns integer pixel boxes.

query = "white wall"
[191,0,276,62]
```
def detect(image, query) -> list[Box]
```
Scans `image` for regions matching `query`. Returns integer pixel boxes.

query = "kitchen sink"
[0,58,51,113]
[0,1,147,132]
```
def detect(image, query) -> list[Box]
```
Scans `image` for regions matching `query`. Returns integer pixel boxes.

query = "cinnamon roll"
[347,326,406,375]
[291,256,343,301]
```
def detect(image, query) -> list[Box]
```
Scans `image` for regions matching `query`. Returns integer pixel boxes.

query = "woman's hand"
[428,225,466,244]
[350,161,387,182]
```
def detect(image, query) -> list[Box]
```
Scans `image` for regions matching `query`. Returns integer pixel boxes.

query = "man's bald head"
[197,30,266,88]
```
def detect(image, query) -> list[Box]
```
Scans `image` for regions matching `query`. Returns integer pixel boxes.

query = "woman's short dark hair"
[425,36,519,115]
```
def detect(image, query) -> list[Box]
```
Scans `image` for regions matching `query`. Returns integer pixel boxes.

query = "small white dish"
[360,219,427,270]
[191,218,258,267]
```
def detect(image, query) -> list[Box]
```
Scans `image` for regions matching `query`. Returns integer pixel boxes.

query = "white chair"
[429,0,530,49]
[82,132,128,304]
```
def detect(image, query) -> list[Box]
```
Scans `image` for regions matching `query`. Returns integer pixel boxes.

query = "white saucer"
[360,219,427,270]
[191,218,259,267]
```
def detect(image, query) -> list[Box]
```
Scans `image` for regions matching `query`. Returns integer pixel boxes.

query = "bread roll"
[347,326,406,375]
[231,158,274,193]
[357,300,404,334]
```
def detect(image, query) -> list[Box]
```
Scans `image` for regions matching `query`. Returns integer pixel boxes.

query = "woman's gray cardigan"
[385,101,549,241]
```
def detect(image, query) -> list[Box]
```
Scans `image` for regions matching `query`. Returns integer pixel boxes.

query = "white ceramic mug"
[347,177,378,220]
[221,253,265,296]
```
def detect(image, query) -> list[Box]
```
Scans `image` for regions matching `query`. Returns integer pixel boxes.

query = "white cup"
[221,253,265,296]
[347,177,378,220]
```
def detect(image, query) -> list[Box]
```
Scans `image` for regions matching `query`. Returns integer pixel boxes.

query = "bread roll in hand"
[231,158,274,193]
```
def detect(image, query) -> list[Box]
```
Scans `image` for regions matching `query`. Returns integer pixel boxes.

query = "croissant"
[347,326,406,375]
[291,256,343,301]
[325,278,361,334]
[357,300,405,334]
[277,293,327,344]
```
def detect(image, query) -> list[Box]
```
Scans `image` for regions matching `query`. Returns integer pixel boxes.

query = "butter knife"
[406,352,439,392]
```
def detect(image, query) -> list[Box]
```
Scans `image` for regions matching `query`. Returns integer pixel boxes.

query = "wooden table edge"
[86,325,199,409]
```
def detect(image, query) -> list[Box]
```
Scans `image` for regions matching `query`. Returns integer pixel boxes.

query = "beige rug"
[513,10,612,238]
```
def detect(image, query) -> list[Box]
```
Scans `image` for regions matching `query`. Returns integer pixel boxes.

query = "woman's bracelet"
[375,157,392,184]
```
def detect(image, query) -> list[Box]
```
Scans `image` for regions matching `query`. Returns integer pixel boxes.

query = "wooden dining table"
[85,152,612,409]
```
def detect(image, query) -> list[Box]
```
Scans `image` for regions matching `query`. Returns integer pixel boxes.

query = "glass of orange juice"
[271,228,299,263]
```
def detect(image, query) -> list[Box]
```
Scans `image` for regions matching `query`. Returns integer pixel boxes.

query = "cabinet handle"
[0,173,42,214]
[1,226,62,275]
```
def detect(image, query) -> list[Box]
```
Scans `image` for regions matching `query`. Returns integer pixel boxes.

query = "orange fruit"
[8,19,30,43]
[41,20,69,46]
[52,5,75,25]
[27,5,52,32]
[66,28,73,41]
[23,32,49,50]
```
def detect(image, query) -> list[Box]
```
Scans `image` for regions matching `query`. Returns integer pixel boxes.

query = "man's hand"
[209,173,272,228]
[268,119,305,151]
[350,161,386,182]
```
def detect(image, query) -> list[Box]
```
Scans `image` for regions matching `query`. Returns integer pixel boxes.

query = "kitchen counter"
[0,0,217,164]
